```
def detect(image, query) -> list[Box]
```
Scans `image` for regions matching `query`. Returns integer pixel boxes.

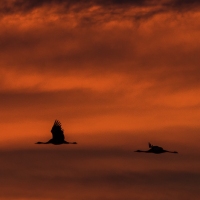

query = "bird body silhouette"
[135,143,178,154]
[36,120,77,145]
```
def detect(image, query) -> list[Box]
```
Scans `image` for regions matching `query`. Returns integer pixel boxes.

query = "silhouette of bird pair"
[36,120,178,154]
[135,143,178,154]
[36,120,77,145]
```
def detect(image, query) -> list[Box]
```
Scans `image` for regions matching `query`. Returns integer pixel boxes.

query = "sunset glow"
[0,0,200,199]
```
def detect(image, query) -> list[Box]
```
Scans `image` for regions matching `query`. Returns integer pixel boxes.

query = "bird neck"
[135,150,149,153]
[36,142,46,144]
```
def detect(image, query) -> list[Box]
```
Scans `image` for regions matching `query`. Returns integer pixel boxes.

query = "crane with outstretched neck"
[36,120,77,145]
[135,143,178,154]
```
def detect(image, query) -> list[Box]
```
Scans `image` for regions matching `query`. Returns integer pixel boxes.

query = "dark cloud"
[0,89,122,108]
[0,0,152,14]
[1,16,200,87]
[0,0,66,15]
[0,88,125,122]
[0,147,199,199]
[165,0,200,11]
[0,21,136,72]
[0,0,200,151]
[1,0,200,18]
[0,0,144,15]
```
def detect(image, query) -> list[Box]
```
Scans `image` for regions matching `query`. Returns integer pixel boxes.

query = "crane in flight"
[135,143,178,154]
[36,120,77,145]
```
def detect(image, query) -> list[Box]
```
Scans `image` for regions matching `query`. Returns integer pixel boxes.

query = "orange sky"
[1,0,200,143]
[0,1,200,199]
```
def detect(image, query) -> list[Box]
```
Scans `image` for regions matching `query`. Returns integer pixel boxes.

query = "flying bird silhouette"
[36,120,77,145]
[135,143,178,154]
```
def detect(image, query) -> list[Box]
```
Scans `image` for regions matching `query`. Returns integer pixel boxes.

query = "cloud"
[0,0,153,14]
[165,0,200,11]
[0,0,200,137]
[0,88,129,125]
[1,11,200,88]
[0,3,200,199]
[1,0,200,20]
[0,147,199,199]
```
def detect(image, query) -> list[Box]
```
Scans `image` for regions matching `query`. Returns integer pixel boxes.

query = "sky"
[0,0,200,199]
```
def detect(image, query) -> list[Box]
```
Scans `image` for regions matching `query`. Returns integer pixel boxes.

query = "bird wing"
[51,120,65,141]
[148,143,153,148]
